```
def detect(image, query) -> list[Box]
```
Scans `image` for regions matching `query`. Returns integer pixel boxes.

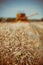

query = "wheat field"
[0,21,43,65]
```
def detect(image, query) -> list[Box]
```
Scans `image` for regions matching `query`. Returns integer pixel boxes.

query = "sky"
[0,0,43,19]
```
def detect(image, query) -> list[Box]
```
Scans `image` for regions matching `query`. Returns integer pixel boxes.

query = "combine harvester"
[15,13,38,22]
